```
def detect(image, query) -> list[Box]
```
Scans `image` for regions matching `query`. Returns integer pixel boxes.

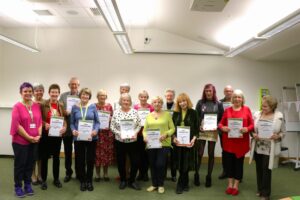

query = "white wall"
[0,27,299,157]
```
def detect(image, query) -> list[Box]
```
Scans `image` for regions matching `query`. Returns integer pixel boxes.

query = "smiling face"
[224,87,233,100]
[68,79,80,94]
[232,94,243,108]
[97,94,107,104]
[205,87,213,100]
[49,89,60,102]
[21,87,33,102]
[120,86,130,94]
[121,96,131,110]
[80,92,90,105]
[178,99,188,111]
[152,99,163,112]
[33,88,44,101]
[165,91,174,103]
[139,94,148,105]
[261,100,273,114]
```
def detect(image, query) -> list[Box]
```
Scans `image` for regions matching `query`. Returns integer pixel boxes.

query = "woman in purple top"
[10,82,42,198]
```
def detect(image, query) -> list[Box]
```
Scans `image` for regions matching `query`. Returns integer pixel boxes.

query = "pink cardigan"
[10,102,42,145]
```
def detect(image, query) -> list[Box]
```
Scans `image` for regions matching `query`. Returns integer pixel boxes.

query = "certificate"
[120,119,135,139]
[98,111,110,129]
[138,108,150,126]
[199,131,218,142]
[203,114,217,131]
[228,118,243,138]
[66,95,80,112]
[77,120,93,141]
[147,129,161,149]
[222,102,232,110]
[49,116,64,137]
[177,126,190,145]
[258,120,273,139]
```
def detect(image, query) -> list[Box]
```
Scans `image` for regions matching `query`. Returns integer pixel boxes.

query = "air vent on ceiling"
[190,0,229,12]
[33,9,53,16]
[90,7,101,16]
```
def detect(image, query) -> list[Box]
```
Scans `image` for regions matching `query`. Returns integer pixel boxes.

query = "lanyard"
[22,101,34,122]
[80,103,89,121]
[49,102,59,117]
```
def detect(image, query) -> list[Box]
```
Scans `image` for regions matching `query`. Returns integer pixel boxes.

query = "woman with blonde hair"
[172,93,199,194]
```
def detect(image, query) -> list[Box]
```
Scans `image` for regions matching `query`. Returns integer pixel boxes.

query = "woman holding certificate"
[143,96,175,194]
[110,93,141,190]
[249,95,285,200]
[70,88,100,192]
[94,89,114,182]
[40,84,66,190]
[218,89,254,196]
[172,93,199,194]
[194,84,224,187]
[134,90,154,182]
[10,82,42,197]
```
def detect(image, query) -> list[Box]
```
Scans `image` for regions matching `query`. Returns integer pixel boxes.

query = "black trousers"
[75,140,96,183]
[137,134,149,177]
[115,140,139,183]
[41,136,62,182]
[223,151,244,180]
[12,143,35,187]
[62,135,74,176]
[255,152,272,197]
[148,147,170,187]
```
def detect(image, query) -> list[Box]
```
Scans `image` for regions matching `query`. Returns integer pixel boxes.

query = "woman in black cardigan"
[172,93,199,194]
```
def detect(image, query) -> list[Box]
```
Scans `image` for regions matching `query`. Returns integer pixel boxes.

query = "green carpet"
[0,157,299,200]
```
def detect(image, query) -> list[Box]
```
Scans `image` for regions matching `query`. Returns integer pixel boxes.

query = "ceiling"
[0,0,300,62]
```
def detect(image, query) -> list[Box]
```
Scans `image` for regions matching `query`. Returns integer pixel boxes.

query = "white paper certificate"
[222,102,232,110]
[138,108,150,126]
[98,111,110,130]
[228,118,243,138]
[77,120,93,141]
[203,114,218,131]
[49,116,64,137]
[258,120,273,139]
[66,95,80,112]
[147,129,161,149]
[177,126,190,145]
[120,119,135,139]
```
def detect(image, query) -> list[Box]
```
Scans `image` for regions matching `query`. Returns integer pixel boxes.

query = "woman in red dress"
[94,89,114,182]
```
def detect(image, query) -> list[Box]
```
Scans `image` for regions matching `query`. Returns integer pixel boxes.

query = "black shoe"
[64,175,72,183]
[40,182,47,190]
[171,176,177,182]
[94,177,101,182]
[53,180,62,188]
[136,174,143,181]
[129,182,141,190]
[176,185,183,194]
[194,173,200,186]
[205,175,212,188]
[119,181,127,190]
[86,182,94,191]
[218,172,227,179]
[183,185,189,192]
[80,182,86,192]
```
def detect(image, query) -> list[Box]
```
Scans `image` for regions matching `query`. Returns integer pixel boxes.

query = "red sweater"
[218,106,254,158]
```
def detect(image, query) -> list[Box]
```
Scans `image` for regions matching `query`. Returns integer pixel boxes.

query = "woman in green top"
[172,93,199,194]
[143,96,175,194]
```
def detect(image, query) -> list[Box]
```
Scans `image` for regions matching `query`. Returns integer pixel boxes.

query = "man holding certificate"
[249,96,285,200]
[218,89,254,196]
[172,93,199,194]
[40,84,67,190]
[70,88,100,192]
[110,93,141,191]
[59,77,80,183]
[194,84,224,188]
[143,96,175,194]
[134,90,154,182]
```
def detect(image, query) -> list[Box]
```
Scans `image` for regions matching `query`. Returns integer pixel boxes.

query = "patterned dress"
[95,103,114,167]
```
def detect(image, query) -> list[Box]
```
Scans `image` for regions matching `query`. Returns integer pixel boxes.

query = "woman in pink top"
[10,82,42,198]
[134,90,154,181]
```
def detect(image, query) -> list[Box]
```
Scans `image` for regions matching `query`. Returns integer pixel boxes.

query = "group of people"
[10,78,285,200]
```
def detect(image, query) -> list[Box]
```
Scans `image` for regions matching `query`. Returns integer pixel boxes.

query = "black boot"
[194,173,200,186]
[205,175,212,188]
